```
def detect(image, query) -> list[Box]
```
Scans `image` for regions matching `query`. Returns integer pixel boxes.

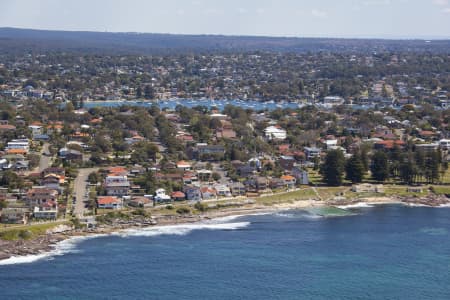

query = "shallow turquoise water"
[1,205,450,300]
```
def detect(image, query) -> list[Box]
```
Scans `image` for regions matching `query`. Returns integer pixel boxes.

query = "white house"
[28,125,43,137]
[264,126,287,141]
[154,188,171,202]
[5,139,30,152]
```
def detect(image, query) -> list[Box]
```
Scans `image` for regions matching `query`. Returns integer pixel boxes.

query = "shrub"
[18,230,32,240]
[194,202,208,212]
[176,207,190,215]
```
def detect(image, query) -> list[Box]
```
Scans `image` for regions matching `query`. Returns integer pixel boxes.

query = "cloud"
[256,8,265,15]
[363,0,392,6]
[237,8,247,14]
[443,7,450,12]
[202,8,222,16]
[433,0,449,6]
[311,9,328,18]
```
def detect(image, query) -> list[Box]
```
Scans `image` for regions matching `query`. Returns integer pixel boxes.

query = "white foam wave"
[275,212,297,218]
[0,220,250,265]
[0,234,106,266]
[337,203,374,209]
[404,203,429,207]
[115,221,250,238]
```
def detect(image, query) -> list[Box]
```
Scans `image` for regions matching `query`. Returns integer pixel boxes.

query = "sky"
[1,0,450,39]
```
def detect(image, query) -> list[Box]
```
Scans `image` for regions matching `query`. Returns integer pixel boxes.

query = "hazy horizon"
[1,0,450,39]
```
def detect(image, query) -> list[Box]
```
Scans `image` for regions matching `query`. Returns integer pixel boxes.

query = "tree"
[345,153,365,183]
[136,86,142,98]
[400,160,418,185]
[212,172,221,181]
[320,149,345,186]
[88,172,101,184]
[144,85,154,99]
[371,151,389,182]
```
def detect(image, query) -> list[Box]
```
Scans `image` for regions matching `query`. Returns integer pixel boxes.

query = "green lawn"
[0,221,69,240]
[257,188,317,205]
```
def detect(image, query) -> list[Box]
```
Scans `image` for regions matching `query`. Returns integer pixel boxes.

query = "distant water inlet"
[1,205,450,300]
[82,99,302,111]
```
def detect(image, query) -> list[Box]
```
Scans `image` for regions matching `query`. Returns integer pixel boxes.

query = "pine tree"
[320,149,345,186]
[144,85,154,99]
[400,159,417,185]
[346,153,365,183]
[136,86,142,98]
[371,151,389,182]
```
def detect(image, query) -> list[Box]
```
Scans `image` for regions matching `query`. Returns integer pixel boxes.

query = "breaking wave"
[0,220,250,265]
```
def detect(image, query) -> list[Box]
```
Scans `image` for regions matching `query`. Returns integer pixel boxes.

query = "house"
[0,158,11,169]
[171,191,186,201]
[104,175,130,197]
[246,176,269,192]
[197,169,212,182]
[33,201,58,219]
[33,134,50,141]
[279,156,295,171]
[216,128,237,139]
[125,135,145,144]
[107,166,129,176]
[264,126,287,141]
[374,140,405,150]
[5,139,29,154]
[177,160,192,170]
[28,125,43,137]
[255,177,269,191]
[292,167,309,185]
[0,207,29,224]
[237,165,256,177]
[197,145,225,161]
[128,196,153,208]
[13,160,29,170]
[200,187,217,200]
[42,167,65,177]
[230,182,246,196]
[281,175,296,189]
[304,147,321,160]
[58,148,82,161]
[214,184,232,197]
[154,188,171,202]
[184,186,202,201]
[0,124,16,131]
[42,174,65,191]
[439,139,450,150]
[270,178,285,189]
[97,196,123,209]
[351,184,384,193]
[25,188,58,207]
[324,139,338,149]
[182,172,198,185]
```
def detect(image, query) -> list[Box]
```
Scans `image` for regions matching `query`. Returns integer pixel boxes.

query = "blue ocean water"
[1,205,450,300]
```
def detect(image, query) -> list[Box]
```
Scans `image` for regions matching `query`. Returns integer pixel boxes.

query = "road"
[73,168,98,217]
[38,143,52,172]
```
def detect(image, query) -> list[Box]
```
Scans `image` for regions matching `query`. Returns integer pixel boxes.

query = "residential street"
[38,143,51,172]
[73,168,98,217]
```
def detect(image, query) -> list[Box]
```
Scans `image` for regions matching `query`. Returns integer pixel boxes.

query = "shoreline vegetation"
[1,189,449,263]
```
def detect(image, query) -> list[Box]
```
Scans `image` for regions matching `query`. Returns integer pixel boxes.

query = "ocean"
[1,205,450,300]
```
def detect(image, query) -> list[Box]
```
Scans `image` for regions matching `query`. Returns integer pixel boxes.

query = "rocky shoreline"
[1,196,449,263]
